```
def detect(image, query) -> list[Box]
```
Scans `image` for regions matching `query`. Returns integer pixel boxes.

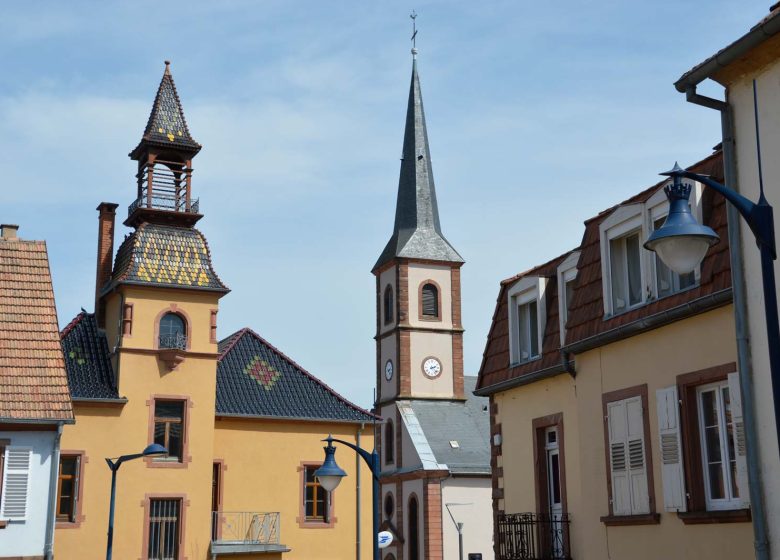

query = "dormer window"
[384,285,394,325]
[508,277,546,365]
[159,312,187,350]
[609,230,643,313]
[557,251,580,345]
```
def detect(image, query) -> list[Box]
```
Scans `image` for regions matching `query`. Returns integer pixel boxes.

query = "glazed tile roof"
[60,311,120,400]
[217,328,377,423]
[0,236,73,421]
[476,149,729,395]
[476,252,574,394]
[130,62,201,159]
[107,223,228,294]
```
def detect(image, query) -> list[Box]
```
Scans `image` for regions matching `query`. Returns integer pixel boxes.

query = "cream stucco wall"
[441,477,494,560]
[496,305,753,559]
[727,60,780,558]
[407,263,452,329]
[409,331,454,398]
[402,478,424,560]
[379,335,398,401]
[378,266,397,338]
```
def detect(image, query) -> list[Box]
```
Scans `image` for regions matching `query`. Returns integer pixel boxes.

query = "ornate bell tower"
[373,48,465,409]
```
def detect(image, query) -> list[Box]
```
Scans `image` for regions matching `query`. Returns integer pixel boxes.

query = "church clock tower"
[373,48,465,409]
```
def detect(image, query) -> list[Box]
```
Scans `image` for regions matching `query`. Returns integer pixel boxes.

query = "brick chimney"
[95,203,119,327]
[0,224,19,240]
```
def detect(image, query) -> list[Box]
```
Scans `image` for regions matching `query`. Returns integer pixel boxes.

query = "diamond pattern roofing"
[0,236,73,421]
[60,311,120,401]
[107,223,228,293]
[217,329,377,423]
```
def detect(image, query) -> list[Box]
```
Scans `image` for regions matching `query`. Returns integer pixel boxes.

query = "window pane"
[160,313,185,337]
[168,423,182,459]
[564,280,575,322]
[154,422,167,447]
[550,453,561,505]
[625,233,642,306]
[529,300,539,357]
[722,387,739,499]
[518,303,529,360]
[610,238,626,311]
[708,463,726,500]
[305,467,316,483]
[155,401,184,420]
[701,390,718,428]
[59,495,73,517]
[60,457,76,476]
[149,499,180,560]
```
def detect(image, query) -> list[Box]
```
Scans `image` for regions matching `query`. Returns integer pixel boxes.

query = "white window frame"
[507,276,547,366]
[600,204,648,317]
[696,380,742,511]
[647,181,703,299]
[557,251,580,345]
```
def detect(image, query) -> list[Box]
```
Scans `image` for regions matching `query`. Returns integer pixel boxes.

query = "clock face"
[422,357,442,378]
[385,359,394,381]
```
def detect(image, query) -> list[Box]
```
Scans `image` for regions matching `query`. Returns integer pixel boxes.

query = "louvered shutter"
[422,284,438,317]
[625,396,650,514]
[1,447,32,519]
[656,386,687,512]
[607,400,632,515]
[727,372,750,507]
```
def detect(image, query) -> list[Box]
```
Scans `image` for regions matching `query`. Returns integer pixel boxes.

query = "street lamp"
[644,162,780,457]
[105,443,168,560]
[314,435,380,560]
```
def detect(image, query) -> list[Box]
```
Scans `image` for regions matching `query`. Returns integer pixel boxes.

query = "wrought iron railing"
[159,333,187,350]
[128,160,199,216]
[211,511,280,544]
[128,195,199,216]
[496,512,571,560]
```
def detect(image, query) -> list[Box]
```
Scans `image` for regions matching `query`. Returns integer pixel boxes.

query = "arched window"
[408,495,420,560]
[385,421,394,465]
[384,285,394,325]
[384,493,395,520]
[159,312,186,349]
[421,283,439,319]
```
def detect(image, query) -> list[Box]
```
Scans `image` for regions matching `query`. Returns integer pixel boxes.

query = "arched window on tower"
[408,495,420,560]
[385,421,394,465]
[421,283,439,319]
[159,312,187,349]
[384,285,394,325]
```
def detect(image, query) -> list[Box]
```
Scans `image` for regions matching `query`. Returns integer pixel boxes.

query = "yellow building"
[476,148,755,559]
[53,63,375,560]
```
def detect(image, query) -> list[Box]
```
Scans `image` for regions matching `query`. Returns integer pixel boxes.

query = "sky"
[0,0,770,408]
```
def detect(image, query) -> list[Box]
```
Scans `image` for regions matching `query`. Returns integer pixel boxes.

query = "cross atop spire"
[130,61,201,160]
[372,53,463,272]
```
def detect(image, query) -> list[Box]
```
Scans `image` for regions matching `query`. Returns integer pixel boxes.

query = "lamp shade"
[142,443,168,457]
[644,173,719,274]
[315,440,347,492]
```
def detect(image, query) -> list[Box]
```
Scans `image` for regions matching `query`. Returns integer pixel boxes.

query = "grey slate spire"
[373,51,464,272]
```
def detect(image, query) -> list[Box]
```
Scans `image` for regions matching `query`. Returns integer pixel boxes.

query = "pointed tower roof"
[373,52,463,272]
[130,61,201,160]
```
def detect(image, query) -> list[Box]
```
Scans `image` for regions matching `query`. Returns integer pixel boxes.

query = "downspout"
[356,423,364,560]
[685,85,770,559]
[43,423,63,560]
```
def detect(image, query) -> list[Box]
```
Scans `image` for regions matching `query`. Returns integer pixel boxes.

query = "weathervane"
[410,10,418,55]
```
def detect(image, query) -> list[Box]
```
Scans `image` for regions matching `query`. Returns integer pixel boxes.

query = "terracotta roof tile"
[0,238,73,421]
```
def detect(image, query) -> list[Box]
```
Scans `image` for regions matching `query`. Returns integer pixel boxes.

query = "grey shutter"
[656,386,687,512]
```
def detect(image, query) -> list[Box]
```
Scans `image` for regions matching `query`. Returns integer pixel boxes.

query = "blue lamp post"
[645,163,780,457]
[315,435,380,560]
[105,443,168,560]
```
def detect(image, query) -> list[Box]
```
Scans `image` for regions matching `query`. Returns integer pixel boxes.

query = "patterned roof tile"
[0,237,73,421]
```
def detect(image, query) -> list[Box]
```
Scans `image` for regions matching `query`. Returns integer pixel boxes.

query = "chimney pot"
[1,224,19,240]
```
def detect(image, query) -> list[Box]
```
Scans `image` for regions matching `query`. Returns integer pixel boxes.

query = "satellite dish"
[378,531,394,549]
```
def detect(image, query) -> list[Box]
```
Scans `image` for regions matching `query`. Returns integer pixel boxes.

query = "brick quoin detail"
[452,332,464,399]
[451,265,462,329]
[398,261,409,326]
[424,479,444,560]
[399,330,411,396]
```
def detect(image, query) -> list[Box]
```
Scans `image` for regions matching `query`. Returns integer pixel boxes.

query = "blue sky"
[0,1,769,407]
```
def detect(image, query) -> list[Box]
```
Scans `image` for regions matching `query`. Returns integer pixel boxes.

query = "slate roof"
[217,328,377,423]
[107,223,228,294]
[405,377,490,474]
[60,311,120,401]
[0,235,73,421]
[130,62,201,159]
[476,252,575,394]
[373,56,463,272]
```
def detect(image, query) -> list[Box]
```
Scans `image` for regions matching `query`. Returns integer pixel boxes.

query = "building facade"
[51,63,376,560]
[477,149,756,559]
[373,50,493,560]
[0,224,74,560]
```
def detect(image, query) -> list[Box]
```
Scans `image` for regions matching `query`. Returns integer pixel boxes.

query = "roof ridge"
[217,327,251,360]
[60,310,88,339]
[227,328,379,420]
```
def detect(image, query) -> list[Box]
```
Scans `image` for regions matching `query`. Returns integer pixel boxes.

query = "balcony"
[496,512,571,560]
[210,512,289,556]
[125,160,202,227]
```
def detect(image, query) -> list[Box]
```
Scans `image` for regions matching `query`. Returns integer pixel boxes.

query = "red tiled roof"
[0,238,73,421]
[565,151,729,347]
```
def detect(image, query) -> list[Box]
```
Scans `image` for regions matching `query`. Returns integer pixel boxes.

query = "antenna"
[410,10,418,52]
[753,79,767,200]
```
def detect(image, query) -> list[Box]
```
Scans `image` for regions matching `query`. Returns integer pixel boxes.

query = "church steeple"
[373,51,463,272]
[125,61,202,228]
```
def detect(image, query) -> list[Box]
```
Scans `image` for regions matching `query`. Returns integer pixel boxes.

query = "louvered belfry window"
[148,498,181,560]
[421,283,439,318]
[384,286,394,325]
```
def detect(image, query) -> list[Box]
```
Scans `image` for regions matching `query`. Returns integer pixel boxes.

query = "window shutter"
[607,400,632,516]
[727,372,750,507]
[1,447,32,519]
[656,386,686,512]
[625,396,650,514]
